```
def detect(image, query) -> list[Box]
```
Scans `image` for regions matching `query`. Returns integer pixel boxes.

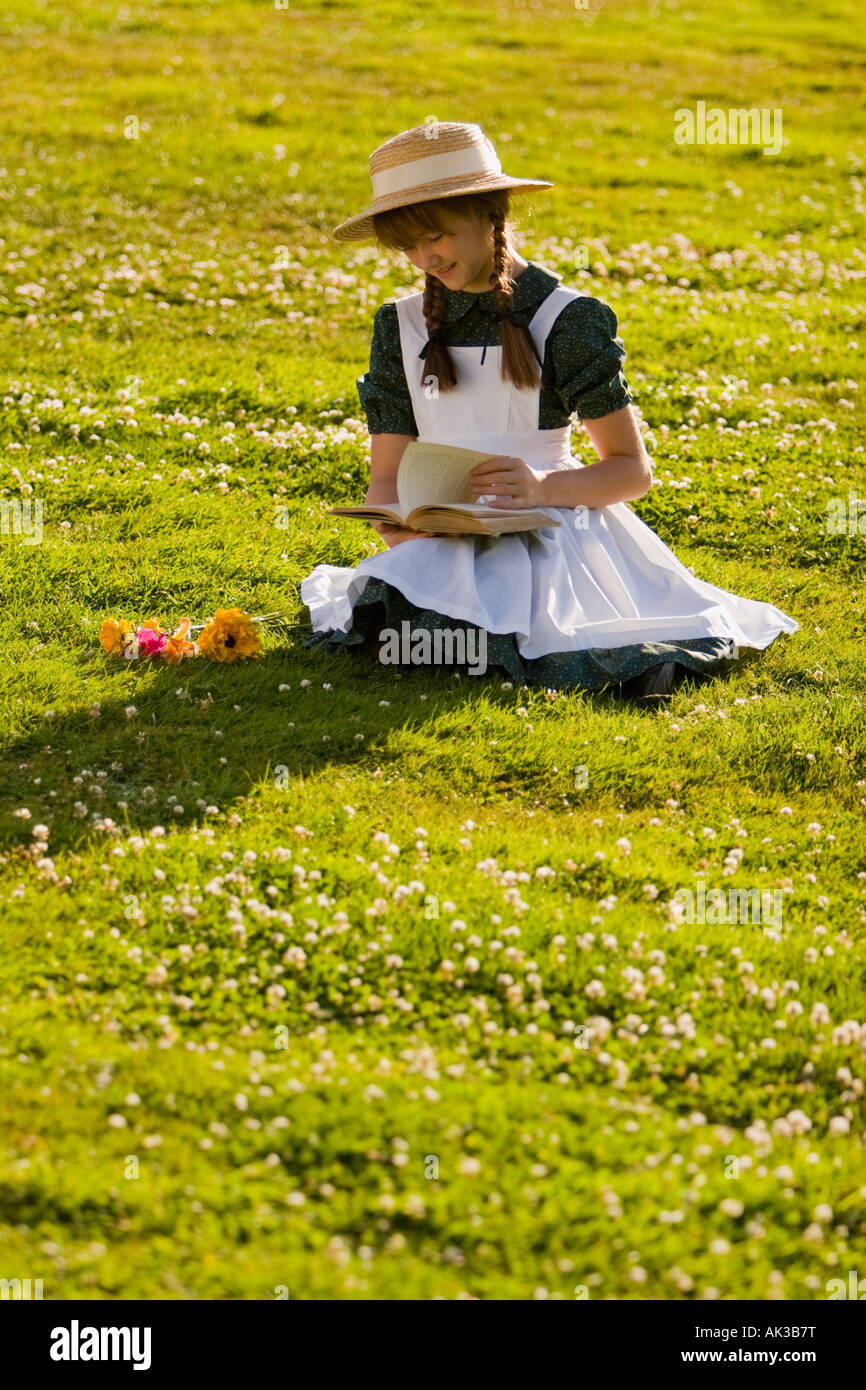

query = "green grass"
[1,0,864,1300]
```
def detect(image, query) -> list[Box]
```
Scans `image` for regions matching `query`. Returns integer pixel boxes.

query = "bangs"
[370,188,511,253]
[372,198,455,251]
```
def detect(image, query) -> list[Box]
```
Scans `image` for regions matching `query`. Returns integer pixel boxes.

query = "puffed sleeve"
[546,296,633,421]
[356,302,418,436]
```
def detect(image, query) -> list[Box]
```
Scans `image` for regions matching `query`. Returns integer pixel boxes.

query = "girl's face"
[397,209,495,294]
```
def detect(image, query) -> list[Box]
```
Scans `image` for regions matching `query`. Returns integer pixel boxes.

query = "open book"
[328,440,559,536]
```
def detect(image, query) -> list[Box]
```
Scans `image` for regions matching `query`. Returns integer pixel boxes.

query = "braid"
[489,207,542,391]
[489,208,514,308]
[420,271,457,391]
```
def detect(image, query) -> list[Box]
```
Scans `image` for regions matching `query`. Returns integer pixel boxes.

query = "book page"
[412,502,550,517]
[404,506,560,535]
[397,441,499,513]
[408,503,560,531]
[328,503,407,524]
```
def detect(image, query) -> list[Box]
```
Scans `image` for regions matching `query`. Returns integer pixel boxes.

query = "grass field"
[1,0,865,1300]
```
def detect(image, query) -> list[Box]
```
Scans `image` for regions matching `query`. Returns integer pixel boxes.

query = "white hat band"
[371,143,503,199]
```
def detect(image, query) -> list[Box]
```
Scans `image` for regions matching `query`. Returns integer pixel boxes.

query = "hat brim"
[331,173,554,243]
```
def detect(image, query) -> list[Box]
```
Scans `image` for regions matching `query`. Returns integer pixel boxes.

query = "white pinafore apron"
[301,285,799,658]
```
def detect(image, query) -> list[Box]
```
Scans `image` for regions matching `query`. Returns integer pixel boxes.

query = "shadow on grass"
[0,640,742,858]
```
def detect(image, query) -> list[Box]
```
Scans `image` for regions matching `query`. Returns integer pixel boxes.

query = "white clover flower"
[719,1198,743,1218]
[831,1020,862,1045]
[786,1109,812,1134]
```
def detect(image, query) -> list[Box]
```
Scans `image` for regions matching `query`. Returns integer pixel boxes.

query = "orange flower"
[99,617,132,656]
[163,617,198,664]
[198,608,261,662]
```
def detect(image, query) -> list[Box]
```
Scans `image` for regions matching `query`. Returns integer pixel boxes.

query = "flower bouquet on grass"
[98,609,282,664]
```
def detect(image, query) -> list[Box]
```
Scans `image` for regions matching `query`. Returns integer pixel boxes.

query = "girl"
[301,122,798,700]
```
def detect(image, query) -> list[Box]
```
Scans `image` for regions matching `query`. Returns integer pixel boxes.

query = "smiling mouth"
[436,263,457,277]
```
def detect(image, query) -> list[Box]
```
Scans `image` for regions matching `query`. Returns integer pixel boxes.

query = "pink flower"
[137,627,167,657]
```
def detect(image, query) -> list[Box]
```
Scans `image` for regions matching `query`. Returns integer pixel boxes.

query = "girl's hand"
[373,521,435,547]
[469,456,546,508]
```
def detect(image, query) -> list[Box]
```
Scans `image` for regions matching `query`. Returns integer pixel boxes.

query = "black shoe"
[622,661,680,704]
[358,603,388,661]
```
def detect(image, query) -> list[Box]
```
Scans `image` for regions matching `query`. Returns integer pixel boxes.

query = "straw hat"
[331,121,553,243]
